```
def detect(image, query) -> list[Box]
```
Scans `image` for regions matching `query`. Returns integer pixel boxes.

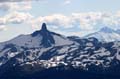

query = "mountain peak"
[100,27,115,33]
[32,23,49,37]
[41,23,47,31]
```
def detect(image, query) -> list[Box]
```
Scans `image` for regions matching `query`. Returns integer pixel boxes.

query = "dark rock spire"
[31,23,55,47]
[41,23,47,31]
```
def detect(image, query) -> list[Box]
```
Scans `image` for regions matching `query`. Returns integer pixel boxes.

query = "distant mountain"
[85,27,120,42]
[100,27,115,33]
[116,29,120,34]
[0,24,120,79]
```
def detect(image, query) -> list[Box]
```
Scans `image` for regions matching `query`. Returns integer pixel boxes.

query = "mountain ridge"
[0,23,120,79]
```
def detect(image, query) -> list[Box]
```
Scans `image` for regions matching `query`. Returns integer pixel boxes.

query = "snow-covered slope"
[0,24,120,76]
[1,23,73,48]
[0,23,75,66]
[85,27,120,42]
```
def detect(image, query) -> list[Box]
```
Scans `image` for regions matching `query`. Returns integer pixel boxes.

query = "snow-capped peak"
[116,29,120,34]
[85,27,120,42]
[99,27,115,33]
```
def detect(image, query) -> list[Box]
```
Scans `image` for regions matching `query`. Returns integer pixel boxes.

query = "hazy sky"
[0,0,120,42]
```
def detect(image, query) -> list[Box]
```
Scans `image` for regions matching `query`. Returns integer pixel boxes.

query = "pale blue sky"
[30,0,120,16]
[0,0,120,42]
